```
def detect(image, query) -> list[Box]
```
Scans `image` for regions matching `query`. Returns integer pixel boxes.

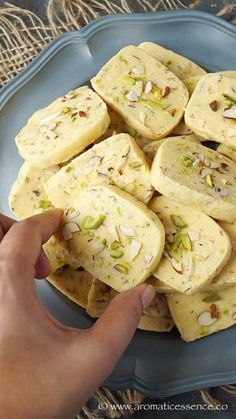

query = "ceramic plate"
[1,10,236,397]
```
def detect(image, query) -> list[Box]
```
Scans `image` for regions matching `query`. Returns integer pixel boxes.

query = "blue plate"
[1,10,236,397]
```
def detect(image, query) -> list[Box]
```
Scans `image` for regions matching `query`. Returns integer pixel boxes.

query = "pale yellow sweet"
[139,42,206,80]
[183,71,236,96]
[87,278,174,332]
[185,73,236,147]
[59,185,165,292]
[91,46,189,140]
[143,135,201,162]
[8,161,59,219]
[15,86,110,168]
[217,144,236,163]
[167,286,236,341]
[151,137,236,222]
[43,236,79,274]
[48,266,93,309]
[149,196,231,294]
[45,133,154,208]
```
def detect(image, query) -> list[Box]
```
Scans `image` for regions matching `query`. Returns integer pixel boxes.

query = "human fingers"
[0,209,62,283]
[0,214,16,241]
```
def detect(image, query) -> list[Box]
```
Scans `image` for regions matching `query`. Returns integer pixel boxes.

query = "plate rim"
[1,9,236,397]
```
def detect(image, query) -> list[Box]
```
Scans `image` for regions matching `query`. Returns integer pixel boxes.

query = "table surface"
[1,1,236,418]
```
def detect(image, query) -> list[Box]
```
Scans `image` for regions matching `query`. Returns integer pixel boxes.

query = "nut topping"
[209,100,218,112]
[197,311,217,327]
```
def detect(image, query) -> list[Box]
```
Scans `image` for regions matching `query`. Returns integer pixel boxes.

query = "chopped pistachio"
[114,262,130,274]
[199,327,210,336]
[223,93,236,106]
[141,98,163,110]
[109,249,124,258]
[39,200,51,210]
[205,173,213,188]
[181,234,192,251]
[129,161,142,169]
[81,214,105,230]
[25,176,29,183]
[170,214,187,228]
[111,240,121,250]
[121,76,136,86]
[119,56,128,64]
[203,294,222,303]
[223,309,229,316]
[66,166,72,173]
[101,238,107,246]
[180,154,194,167]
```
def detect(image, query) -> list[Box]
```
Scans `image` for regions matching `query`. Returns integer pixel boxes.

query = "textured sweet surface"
[149,196,231,294]
[45,133,154,208]
[8,161,59,219]
[91,45,189,140]
[167,285,236,342]
[59,185,165,292]
[139,42,206,80]
[151,137,236,222]
[185,74,236,147]
[15,86,110,168]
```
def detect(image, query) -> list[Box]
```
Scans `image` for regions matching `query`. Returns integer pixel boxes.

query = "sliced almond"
[193,158,200,167]
[39,125,49,134]
[39,112,61,125]
[130,240,142,261]
[223,105,236,119]
[210,161,221,169]
[219,190,229,197]
[144,254,153,264]
[200,168,212,178]
[188,231,200,241]
[133,81,143,98]
[167,234,174,243]
[116,156,127,171]
[48,121,57,131]
[144,80,152,94]
[109,225,120,242]
[197,311,217,327]
[64,90,76,99]
[132,65,144,75]
[119,224,135,236]
[127,90,139,102]
[186,253,194,278]
[139,111,146,125]
[165,227,177,235]
[204,159,211,167]
[88,155,102,166]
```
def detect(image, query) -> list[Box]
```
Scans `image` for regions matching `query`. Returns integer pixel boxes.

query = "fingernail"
[141,285,156,309]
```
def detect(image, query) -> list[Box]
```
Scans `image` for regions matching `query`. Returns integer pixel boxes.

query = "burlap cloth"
[1,1,236,418]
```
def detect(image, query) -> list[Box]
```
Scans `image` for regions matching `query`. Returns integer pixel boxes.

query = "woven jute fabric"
[1,1,236,418]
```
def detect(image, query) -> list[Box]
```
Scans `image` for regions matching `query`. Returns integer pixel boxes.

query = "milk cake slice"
[8,161,59,219]
[151,137,236,222]
[45,133,154,208]
[139,42,206,80]
[58,185,165,292]
[91,46,189,140]
[185,74,236,147]
[167,286,236,342]
[15,86,110,168]
[149,196,231,294]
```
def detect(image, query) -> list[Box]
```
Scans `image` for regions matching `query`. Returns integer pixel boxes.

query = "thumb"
[90,284,156,364]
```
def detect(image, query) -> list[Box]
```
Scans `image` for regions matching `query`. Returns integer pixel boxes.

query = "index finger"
[0,209,62,282]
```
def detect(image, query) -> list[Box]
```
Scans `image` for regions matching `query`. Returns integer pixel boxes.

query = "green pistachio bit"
[114,262,130,274]
[111,240,121,250]
[181,234,192,251]
[129,161,142,169]
[25,176,29,183]
[223,93,236,105]
[121,76,136,86]
[117,207,123,216]
[180,154,194,167]
[61,107,72,115]
[81,214,105,230]
[101,238,107,246]
[39,200,51,210]
[223,309,229,316]
[205,173,213,188]
[119,56,128,64]
[200,327,210,336]
[109,249,124,258]
[203,294,222,303]
[66,166,72,173]
[141,98,163,110]
[166,243,181,260]
[171,214,187,228]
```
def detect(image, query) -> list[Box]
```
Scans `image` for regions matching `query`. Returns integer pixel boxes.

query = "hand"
[0,210,155,419]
